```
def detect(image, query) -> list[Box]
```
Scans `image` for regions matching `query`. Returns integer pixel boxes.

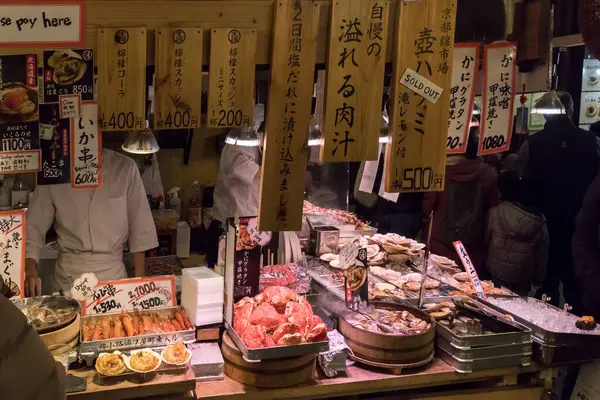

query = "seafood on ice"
[82,307,194,342]
[233,286,329,348]
[346,307,432,336]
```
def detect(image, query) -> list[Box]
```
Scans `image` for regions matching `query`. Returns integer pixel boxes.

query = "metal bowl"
[12,295,80,333]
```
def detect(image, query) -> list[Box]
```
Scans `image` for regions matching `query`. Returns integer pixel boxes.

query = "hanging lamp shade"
[225,127,260,147]
[530,90,566,115]
[122,124,160,154]
[307,114,322,147]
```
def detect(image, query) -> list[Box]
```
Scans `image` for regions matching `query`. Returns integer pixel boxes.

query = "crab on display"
[233,286,328,348]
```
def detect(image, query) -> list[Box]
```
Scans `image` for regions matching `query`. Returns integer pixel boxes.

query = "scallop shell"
[95,351,128,376]
[366,244,380,259]
[161,346,192,366]
[126,349,162,373]
[320,253,338,262]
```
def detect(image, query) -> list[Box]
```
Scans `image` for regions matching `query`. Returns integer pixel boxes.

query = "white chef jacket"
[26,149,158,292]
[212,144,261,223]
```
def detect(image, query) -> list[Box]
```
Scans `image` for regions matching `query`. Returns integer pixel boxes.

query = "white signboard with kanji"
[0,210,25,299]
[71,101,101,188]
[479,42,517,155]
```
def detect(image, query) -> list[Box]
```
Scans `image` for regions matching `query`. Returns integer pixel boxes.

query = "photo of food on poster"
[43,49,94,104]
[37,103,70,185]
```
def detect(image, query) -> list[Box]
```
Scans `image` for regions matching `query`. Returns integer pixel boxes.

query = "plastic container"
[176,221,190,258]
[168,187,182,218]
[182,267,224,291]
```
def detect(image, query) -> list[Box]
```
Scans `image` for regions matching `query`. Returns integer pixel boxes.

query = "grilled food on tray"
[128,349,161,373]
[82,307,194,342]
[347,307,431,335]
[162,342,192,365]
[95,351,127,376]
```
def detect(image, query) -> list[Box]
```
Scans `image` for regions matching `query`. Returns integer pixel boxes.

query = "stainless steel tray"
[436,336,531,360]
[224,321,329,361]
[478,296,600,346]
[437,345,532,373]
[79,307,196,359]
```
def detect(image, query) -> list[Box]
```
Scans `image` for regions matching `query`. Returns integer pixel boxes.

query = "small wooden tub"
[339,302,435,366]
[222,332,316,388]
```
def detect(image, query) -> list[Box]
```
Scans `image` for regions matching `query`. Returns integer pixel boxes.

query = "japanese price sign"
[232,217,262,303]
[82,275,176,316]
[321,0,389,162]
[385,0,456,193]
[258,0,319,232]
[478,42,517,155]
[97,27,146,131]
[71,102,101,188]
[43,49,94,104]
[207,28,257,128]
[154,27,203,130]
[0,54,41,174]
[37,103,70,185]
[447,44,478,154]
[345,247,368,311]
[453,241,486,299]
[0,210,25,299]
[70,272,98,302]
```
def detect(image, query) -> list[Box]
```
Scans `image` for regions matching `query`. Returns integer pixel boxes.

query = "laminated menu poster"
[43,49,94,104]
[0,210,25,299]
[344,245,368,311]
[37,103,70,185]
[0,54,41,174]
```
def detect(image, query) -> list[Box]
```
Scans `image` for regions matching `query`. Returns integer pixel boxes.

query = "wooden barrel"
[222,333,315,388]
[40,313,80,349]
[338,302,435,366]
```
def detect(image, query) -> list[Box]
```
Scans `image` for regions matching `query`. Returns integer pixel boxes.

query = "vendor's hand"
[25,267,42,297]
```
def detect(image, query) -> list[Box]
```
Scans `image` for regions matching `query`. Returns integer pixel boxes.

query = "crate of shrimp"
[79,307,197,362]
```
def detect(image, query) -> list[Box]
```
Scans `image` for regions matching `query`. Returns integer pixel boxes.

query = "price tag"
[246,217,272,246]
[82,275,176,316]
[70,273,98,301]
[59,93,81,118]
[345,247,368,311]
[39,123,55,140]
[71,102,101,189]
[453,241,486,299]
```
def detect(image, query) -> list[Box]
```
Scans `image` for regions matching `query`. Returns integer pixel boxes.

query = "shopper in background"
[517,91,598,314]
[485,171,548,295]
[422,128,500,276]
[0,279,66,399]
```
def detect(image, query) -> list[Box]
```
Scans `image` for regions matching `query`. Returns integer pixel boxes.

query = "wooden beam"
[551,34,584,48]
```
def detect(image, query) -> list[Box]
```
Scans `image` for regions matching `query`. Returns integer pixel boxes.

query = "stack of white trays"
[181,267,224,326]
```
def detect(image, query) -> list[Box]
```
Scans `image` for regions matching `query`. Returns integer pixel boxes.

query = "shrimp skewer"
[91,319,104,341]
[134,310,145,335]
[83,320,95,342]
[142,313,157,334]
[101,317,113,339]
[121,311,137,337]
[171,318,183,331]
[179,307,194,330]
[112,315,124,338]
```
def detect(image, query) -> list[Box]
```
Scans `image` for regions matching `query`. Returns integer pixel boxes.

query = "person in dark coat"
[485,171,548,295]
[517,91,599,314]
[422,128,500,275]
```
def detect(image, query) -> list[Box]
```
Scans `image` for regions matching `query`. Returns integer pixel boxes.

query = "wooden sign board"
[321,0,389,162]
[0,1,84,48]
[207,28,257,128]
[154,27,203,130]
[0,209,25,299]
[385,0,457,193]
[258,0,319,232]
[97,27,147,131]
[478,42,517,155]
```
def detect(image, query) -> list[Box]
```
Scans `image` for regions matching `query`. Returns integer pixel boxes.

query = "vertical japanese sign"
[37,103,70,185]
[43,49,94,104]
[97,27,146,131]
[258,0,319,232]
[478,42,517,155]
[345,247,369,311]
[385,0,456,193]
[154,27,203,130]
[321,0,389,162]
[453,241,486,299]
[0,210,25,299]
[0,54,41,174]
[71,102,101,188]
[232,217,263,303]
[447,44,478,154]
[207,28,257,128]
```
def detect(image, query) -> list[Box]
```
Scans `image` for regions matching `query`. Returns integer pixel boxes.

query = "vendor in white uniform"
[24,149,159,296]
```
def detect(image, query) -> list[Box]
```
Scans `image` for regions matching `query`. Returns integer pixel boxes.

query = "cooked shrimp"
[160,316,176,332]
[171,318,183,331]
[174,309,185,329]
[179,307,194,330]
[101,317,112,339]
[91,319,104,341]
[134,310,145,335]
[112,315,124,338]
[121,311,137,337]
[83,320,94,342]
[142,313,155,333]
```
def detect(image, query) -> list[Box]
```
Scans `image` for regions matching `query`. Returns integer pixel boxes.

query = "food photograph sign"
[43,48,94,104]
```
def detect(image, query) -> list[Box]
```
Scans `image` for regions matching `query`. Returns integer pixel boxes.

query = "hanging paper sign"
[339,241,360,268]
[0,210,25,299]
[321,0,390,162]
[258,0,319,232]
[59,93,80,118]
[453,241,486,299]
[385,0,457,193]
[97,27,146,131]
[359,143,383,193]
[154,27,203,130]
[37,103,70,185]
[0,54,41,174]
[71,102,101,188]
[447,43,478,154]
[43,48,94,104]
[0,1,84,48]
[478,42,517,155]
[82,275,176,316]
[70,272,98,302]
[207,28,257,128]
[345,247,368,311]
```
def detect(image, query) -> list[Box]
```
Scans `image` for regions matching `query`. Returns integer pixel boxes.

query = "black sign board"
[37,103,70,185]
[43,49,94,104]
[345,247,369,311]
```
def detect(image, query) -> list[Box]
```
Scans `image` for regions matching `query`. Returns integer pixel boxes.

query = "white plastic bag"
[141,154,164,201]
